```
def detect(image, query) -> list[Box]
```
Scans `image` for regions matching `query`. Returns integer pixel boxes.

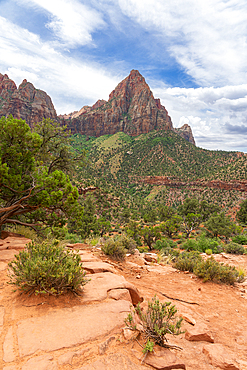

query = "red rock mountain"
[0,70,195,145]
[61,70,196,145]
[0,73,57,125]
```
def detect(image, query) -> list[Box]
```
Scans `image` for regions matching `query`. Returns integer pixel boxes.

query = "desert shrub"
[193,257,241,285]
[205,249,213,255]
[51,227,84,244]
[102,234,136,260]
[102,238,126,260]
[8,240,87,295]
[154,238,176,251]
[232,234,247,245]
[160,246,180,258]
[174,251,202,272]
[137,246,149,253]
[224,242,247,255]
[181,239,198,251]
[6,225,38,241]
[125,296,183,351]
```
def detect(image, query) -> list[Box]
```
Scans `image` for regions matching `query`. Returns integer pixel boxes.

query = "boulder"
[82,272,143,305]
[203,343,239,369]
[185,322,214,343]
[82,261,116,274]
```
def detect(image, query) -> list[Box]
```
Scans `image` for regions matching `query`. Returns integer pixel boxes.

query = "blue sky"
[0,0,247,152]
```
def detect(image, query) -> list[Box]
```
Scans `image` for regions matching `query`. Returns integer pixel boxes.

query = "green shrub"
[102,234,136,260]
[205,249,212,255]
[6,225,38,241]
[181,239,198,251]
[193,257,241,285]
[125,296,183,350]
[174,251,202,272]
[8,240,87,295]
[232,234,247,245]
[137,246,149,253]
[224,242,247,255]
[154,238,176,251]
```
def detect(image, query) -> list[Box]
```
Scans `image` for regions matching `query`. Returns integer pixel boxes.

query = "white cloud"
[117,0,247,86]
[0,16,119,113]
[15,0,105,47]
[152,83,247,150]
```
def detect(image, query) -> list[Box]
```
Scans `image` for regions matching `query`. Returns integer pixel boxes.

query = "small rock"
[108,288,132,302]
[133,347,186,369]
[83,261,116,274]
[144,253,158,263]
[136,274,141,279]
[57,352,75,365]
[203,343,239,369]
[185,322,214,343]
[179,313,196,326]
[98,336,115,355]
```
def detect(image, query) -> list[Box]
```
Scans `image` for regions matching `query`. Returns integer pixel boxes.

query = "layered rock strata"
[0,73,57,125]
[62,70,195,145]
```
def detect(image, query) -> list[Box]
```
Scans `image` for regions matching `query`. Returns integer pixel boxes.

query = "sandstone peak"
[64,69,195,145]
[0,73,57,125]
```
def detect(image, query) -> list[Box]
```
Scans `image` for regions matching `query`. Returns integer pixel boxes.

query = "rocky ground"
[0,234,247,370]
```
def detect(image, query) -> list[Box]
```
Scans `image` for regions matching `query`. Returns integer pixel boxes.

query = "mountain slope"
[71,130,247,210]
[61,70,195,145]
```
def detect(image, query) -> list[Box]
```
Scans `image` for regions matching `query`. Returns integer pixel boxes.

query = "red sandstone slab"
[17,300,130,357]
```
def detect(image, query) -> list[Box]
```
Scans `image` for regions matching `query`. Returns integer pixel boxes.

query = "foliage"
[160,215,182,238]
[224,242,247,255]
[174,251,202,272]
[181,234,223,254]
[5,225,38,240]
[205,212,236,239]
[153,238,176,251]
[232,234,247,245]
[125,296,183,350]
[8,240,87,295]
[193,257,243,284]
[102,234,136,260]
[174,251,244,285]
[181,213,202,238]
[237,199,247,225]
[0,116,82,233]
[140,226,161,250]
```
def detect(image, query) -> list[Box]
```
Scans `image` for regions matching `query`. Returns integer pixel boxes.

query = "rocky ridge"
[0,73,57,125]
[61,70,196,145]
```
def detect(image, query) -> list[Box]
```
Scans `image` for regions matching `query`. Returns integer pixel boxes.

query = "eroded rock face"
[62,70,195,145]
[0,74,57,125]
[174,124,196,146]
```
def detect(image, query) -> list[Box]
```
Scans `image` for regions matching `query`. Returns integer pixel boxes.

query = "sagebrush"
[125,296,183,352]
[8,240,87,295]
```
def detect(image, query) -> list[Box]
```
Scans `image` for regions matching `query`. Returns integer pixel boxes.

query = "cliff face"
[0,74,57,125]
[63,70,193,141]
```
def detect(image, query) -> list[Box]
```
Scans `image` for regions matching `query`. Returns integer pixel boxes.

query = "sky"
[0,0,247,152]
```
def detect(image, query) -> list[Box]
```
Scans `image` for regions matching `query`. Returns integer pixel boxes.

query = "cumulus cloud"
[0,16,119,112]
[117,0,247,86]
[152,83,247,151]
[15,0,105,47]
